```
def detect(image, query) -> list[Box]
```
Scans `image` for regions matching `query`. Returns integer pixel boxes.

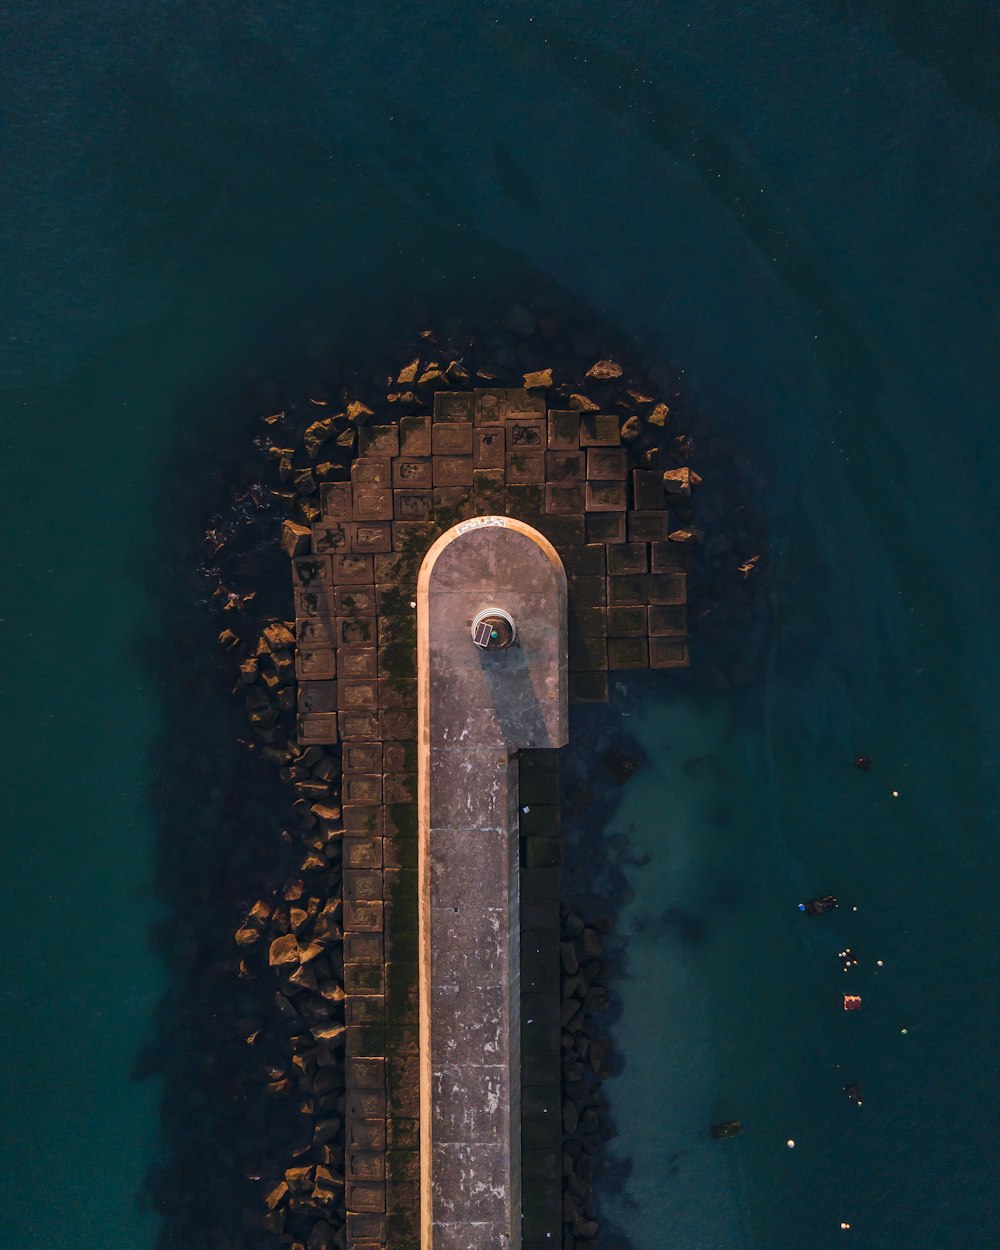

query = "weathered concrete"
[417,517,568,1250]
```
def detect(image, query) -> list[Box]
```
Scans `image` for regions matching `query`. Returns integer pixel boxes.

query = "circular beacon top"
[471,608,516,651]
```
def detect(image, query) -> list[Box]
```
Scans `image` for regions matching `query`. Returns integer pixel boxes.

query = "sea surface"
[2,3,998,1248]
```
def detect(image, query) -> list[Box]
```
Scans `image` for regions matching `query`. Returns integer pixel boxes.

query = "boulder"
[346,399,374,423]
[619,415,640,443]
[585,359,623,381]
[304,418,337,458]
[445,359,470,384]
[567,393,600,411]
[662,467,693,496]
[523,368,554,390]
[278,517,310,557]
[269,935,303,966]
[668,527,704,544]
[218,628,240,650]
[647,401,670,426]
[397,358,420,385]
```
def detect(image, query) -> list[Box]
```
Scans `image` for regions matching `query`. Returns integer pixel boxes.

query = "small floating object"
[841,1222,851,1230]
[843,995,862,1011]
[854,755,871,771]
[710,1120,742,1140]
[844,1083,863,1106]
[799,895,838,915]
[600,745,641,784]
[786,1139,796,1149]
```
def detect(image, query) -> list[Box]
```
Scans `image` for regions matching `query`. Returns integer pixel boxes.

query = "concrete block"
[383,772,417,804]
[586,479,628,511]
[607,542,648,575]
[505,483,545,518]
[608,636,649,668]
[561,542,605,577]
[393,488,434,520]
[331,553,374,584]
[296,712,339,743]
[297,616,337,649]
[321,480,354,519]
[579,412,620,446]
[647,571,687,604]
[473,426,505,468]
[631,467,664,511]
[545,449,585,481]
[312,520,352,554]
[650,539,693,571]
[628,510,670,542]
[473,467,505,512]
[339,646,378,678]
[352,457,392,488]
[648,604,688,636]
[298,681,339,713]
[587,447,626,479]
[507,450,545,483]
[338,680,379,711]
[379,677,417,709]
[342,805,385,835]
[346,1148,387,1181]
[381,707,417,740]
[507,416,544,449]
[292,553,333,587]
[432,487,474,523]
[348,1117,387,1150]
[547,408,580,449]
[607,574,646,606]
[399,413,431,456]
[359,423,399,458]
[650,636,690,668]
[433,456,473,487]
[392,456,433,488]
[335,585,377,615]
[543,482,585,513]
[353,485,393,521]
[353,520,394,553]
[568,574,606,608]
[345,931,384,964]
[432,422,473,454]
[434,391,474,422]
[339,711,380,740]
[295,648,336,680]
[585,511,625,543]
[345,962,385,995]
[344,836,383,869]
[608,606,648,637]
[346,1181,386,1214]
[343,899,384,932]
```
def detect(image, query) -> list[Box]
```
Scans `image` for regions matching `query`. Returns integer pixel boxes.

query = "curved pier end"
[416,516,568,1250]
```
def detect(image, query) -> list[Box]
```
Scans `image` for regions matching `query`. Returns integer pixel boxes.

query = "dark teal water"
[2,3,998,1248]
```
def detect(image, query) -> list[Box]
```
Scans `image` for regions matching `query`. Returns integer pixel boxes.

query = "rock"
[265,1180,289,1210]
[235,926,261,946]
[239,657,259,683]
[502,303,536,337]
[573,1218,599,1239]
[335,427,356,449]
[668,527,703,544]
[567,393,600,411]
[264,623,295,650]
[563,1099,580,1134]
[560,998,581,1027]
[293,468,317,496]
[523,368,553,390]
[647,402,670,426]
[417,364,447,388]
[397,358,420,385]
[582,928,603,960]
[585,359,623,381]
[288,961,319,993]
[346,399,374,423]
[304,418,337,458]
[218,628,240,650]
[738,554,760,580]
[445,359,470,384]
[269,934,302,967]
[560,941,579,976]
[619,415,640,443]
[662,467,693,496]
[281,517,312,557]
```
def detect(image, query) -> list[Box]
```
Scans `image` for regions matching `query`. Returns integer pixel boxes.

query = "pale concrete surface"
[417,517,568,1250]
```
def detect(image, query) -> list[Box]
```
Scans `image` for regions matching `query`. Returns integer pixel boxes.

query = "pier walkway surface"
[416,518,568,1249]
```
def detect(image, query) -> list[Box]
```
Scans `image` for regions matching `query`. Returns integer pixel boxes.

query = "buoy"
[843,995,862,1011]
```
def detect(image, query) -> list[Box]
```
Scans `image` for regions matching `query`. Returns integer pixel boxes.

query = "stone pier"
[416,518,568,1250]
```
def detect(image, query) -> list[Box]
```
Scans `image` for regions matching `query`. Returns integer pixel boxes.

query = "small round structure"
[471,608,516,651]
